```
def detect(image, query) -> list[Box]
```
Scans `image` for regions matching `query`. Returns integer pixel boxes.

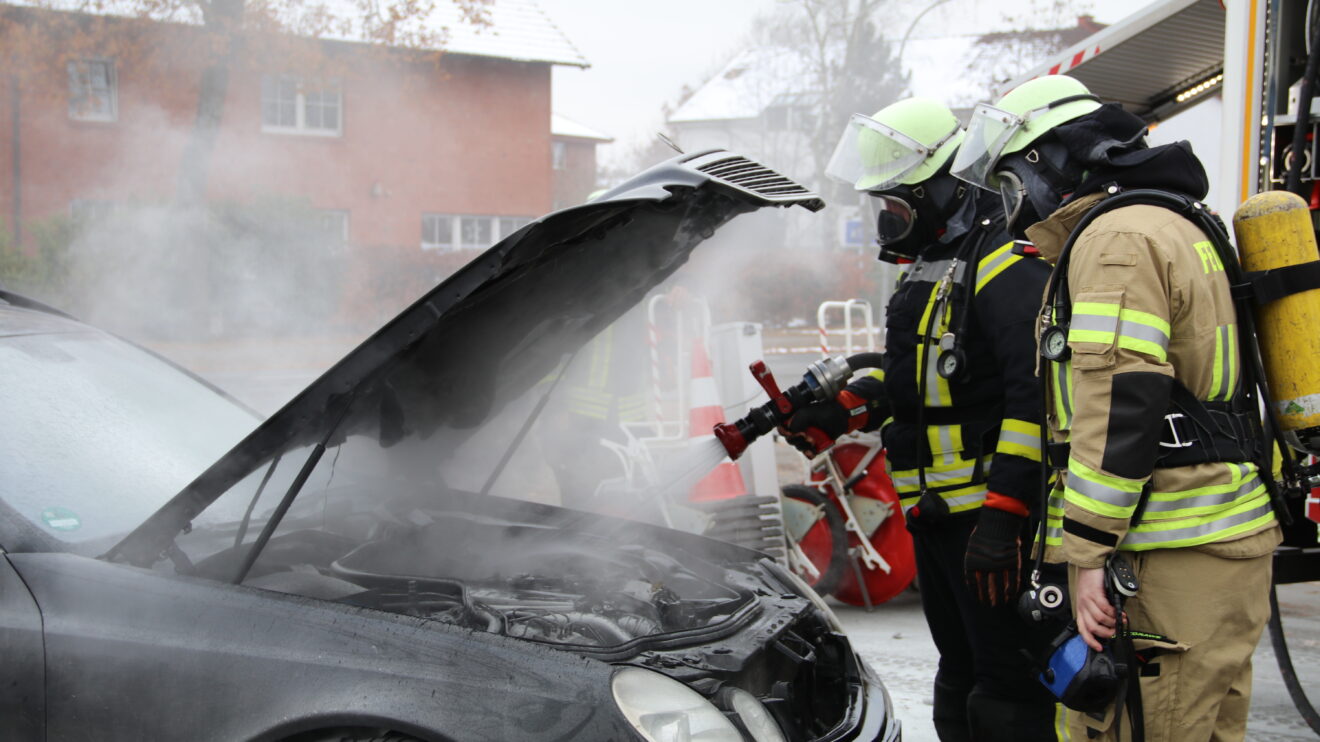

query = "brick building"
[0,0,597,255]
[551,113,611,210]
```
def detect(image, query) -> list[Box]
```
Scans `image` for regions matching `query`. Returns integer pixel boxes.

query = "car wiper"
[233,453,283,549]
[232,402,354,585]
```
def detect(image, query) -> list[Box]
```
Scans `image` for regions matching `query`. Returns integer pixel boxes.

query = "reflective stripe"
[904,257,966,284]
[916,284,953,407]
[1051,359,1073,430]
[927,424,963,467]
[1065,458,1145,518]
[868,368,885,382]
[975,242,1018,294]
[1069,302,1170,361]
[1123,496,1274,549]
[1143,470,1265,517]
[997,418,1043,461]
[900,483,988,514]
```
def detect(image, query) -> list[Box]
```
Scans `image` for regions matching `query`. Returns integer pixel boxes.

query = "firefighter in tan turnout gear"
[953,75,1281,741]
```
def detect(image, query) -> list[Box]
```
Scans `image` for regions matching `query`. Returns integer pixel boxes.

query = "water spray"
[714,353,884,460]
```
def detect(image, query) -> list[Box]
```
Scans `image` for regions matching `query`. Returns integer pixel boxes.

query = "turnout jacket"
[1030,193,1282,568]
[854,197,1051,517]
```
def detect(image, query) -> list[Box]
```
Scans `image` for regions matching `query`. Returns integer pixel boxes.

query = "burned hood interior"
[107,150,822,572]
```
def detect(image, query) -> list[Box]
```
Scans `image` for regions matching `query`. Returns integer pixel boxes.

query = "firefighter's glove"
[964,495,1027,607]
[782,390,871,457]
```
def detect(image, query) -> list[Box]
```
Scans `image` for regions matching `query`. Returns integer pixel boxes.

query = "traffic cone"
[688,338,747,501]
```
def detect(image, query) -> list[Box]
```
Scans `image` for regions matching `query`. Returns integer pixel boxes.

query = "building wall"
[551,137,600,209]
[0,12,553,251]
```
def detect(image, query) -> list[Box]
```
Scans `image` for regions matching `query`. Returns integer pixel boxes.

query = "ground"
[151,334,1320,741]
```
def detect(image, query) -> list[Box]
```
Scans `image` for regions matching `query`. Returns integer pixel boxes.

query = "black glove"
[781,398,849,456]
[964,502,1025,607]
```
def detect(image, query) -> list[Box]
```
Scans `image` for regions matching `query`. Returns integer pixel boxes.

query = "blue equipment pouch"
[1040,626,1124,713]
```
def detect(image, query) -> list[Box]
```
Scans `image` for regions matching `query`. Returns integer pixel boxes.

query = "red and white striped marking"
[687,338,747,501]
[1043,44,1102,77]
[648,319,664,422]
[818,325,830,357]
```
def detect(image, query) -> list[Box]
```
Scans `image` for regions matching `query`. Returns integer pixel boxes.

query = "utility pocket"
[1068,290,1123,370]
[1129,634,1192,742]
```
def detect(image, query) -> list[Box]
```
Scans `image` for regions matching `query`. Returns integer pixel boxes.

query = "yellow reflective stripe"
[868,368,885,382]
[1122,494,1274,550]
[975,242,1018,294]
[899,483,988,512]
[1210,326,1225,400]
[1142,463,1264,518]
[1054,703,1072,742]
[997,418,1043,461]
[1221,323,1238,401]
[1050,359,1072,430]
[1071,302,1170,361]
[1064,458,1145,519]
[1193,241,1225,274]
[916,286,953,407]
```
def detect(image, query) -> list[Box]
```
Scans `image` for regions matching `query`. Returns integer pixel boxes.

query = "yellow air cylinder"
[1233,190,1320,454]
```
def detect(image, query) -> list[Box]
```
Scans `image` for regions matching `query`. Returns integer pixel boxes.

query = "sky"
[542,0,1155,168]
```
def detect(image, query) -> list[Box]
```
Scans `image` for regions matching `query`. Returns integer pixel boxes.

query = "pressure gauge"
[937,347,967,380]
[1040,325,1070,362]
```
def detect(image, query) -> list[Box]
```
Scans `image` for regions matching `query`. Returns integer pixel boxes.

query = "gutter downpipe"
[9,73,19,249]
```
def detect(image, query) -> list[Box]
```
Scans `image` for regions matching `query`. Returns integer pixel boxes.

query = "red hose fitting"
[713,422,749,461]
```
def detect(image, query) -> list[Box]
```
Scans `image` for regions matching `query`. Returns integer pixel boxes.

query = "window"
[69,199,116,225]
[421,214,454,250]
[422,215,533,251]
[261,75,342,135]
[317,210,349,242]
[68,59,117,122]
[552,141,567,171]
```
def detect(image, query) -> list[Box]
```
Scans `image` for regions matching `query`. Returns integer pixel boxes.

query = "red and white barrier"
[687,338,747,501]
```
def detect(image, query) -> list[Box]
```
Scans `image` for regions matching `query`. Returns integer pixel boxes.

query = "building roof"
[424,0,588,68]
[668,47,816,124]
[551,113,613,142]
[11,0,589,68]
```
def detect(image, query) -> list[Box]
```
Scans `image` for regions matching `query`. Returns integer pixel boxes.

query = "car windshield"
[0,322,259,553]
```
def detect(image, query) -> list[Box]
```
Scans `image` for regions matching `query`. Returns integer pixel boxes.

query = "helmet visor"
[950,103,1025,190]
[827,113,933,191]
[862,193,917,246]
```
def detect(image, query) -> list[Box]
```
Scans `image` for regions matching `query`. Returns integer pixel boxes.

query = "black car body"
[0,151,901,741]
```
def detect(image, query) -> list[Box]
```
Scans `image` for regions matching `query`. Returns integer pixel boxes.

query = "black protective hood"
[107,150,823,566]
[1053,103,1210,202]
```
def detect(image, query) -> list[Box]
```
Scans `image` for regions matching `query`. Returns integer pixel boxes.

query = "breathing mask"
[991,139,1087,238]
[863,171,968,262]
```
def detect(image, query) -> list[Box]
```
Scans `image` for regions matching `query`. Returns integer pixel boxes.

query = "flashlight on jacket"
[715,354,882,460]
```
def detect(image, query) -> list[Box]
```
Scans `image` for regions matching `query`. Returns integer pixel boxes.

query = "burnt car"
[0,151,901,741]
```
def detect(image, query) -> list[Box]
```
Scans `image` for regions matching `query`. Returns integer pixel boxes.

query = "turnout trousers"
[912,513,1062,741]
[1067,548,1273,741]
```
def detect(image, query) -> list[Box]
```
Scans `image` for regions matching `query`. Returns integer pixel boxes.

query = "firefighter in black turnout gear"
[786,98,1059,740]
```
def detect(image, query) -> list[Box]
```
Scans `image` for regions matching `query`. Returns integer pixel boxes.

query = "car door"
[0,549,45,740]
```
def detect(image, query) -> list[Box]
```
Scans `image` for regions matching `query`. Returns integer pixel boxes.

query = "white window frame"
[261,74,343,137]
[421,214,533,251]
[67,58,117,123]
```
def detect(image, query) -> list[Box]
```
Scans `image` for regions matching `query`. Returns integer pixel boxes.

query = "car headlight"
[725,688,787,742]
[612,667,742,741]
[765,559,845,632]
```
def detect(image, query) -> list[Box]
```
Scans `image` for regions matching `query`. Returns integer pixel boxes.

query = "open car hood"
[107,150,822,566]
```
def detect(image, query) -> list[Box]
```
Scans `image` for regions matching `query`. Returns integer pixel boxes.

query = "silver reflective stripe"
[1143,473,1263,514]
[935,425,958,467]
[945,489,987,510]
[998,428,1041,452]
[1119,318,1169,351]
[1124,500,1274,546]
[905,257,967,284]
[1070,313,1117,334]
[1066,470,1142,510]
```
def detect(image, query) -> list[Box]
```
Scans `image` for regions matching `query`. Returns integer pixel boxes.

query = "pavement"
[148,334,1320,741]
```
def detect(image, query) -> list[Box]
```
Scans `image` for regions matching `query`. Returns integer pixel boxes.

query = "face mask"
[864,173,968,260]
[992,141,1084,238]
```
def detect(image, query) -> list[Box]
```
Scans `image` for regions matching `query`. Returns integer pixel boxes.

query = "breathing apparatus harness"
[1024,185,1308,737]
[909,216,1001,521]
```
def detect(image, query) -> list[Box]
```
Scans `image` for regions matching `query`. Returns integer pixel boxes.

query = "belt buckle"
[1160,412,1194,448]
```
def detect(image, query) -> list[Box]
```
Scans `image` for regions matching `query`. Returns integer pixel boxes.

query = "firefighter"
[788,97,1058,741]
[951,74,1282,741]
